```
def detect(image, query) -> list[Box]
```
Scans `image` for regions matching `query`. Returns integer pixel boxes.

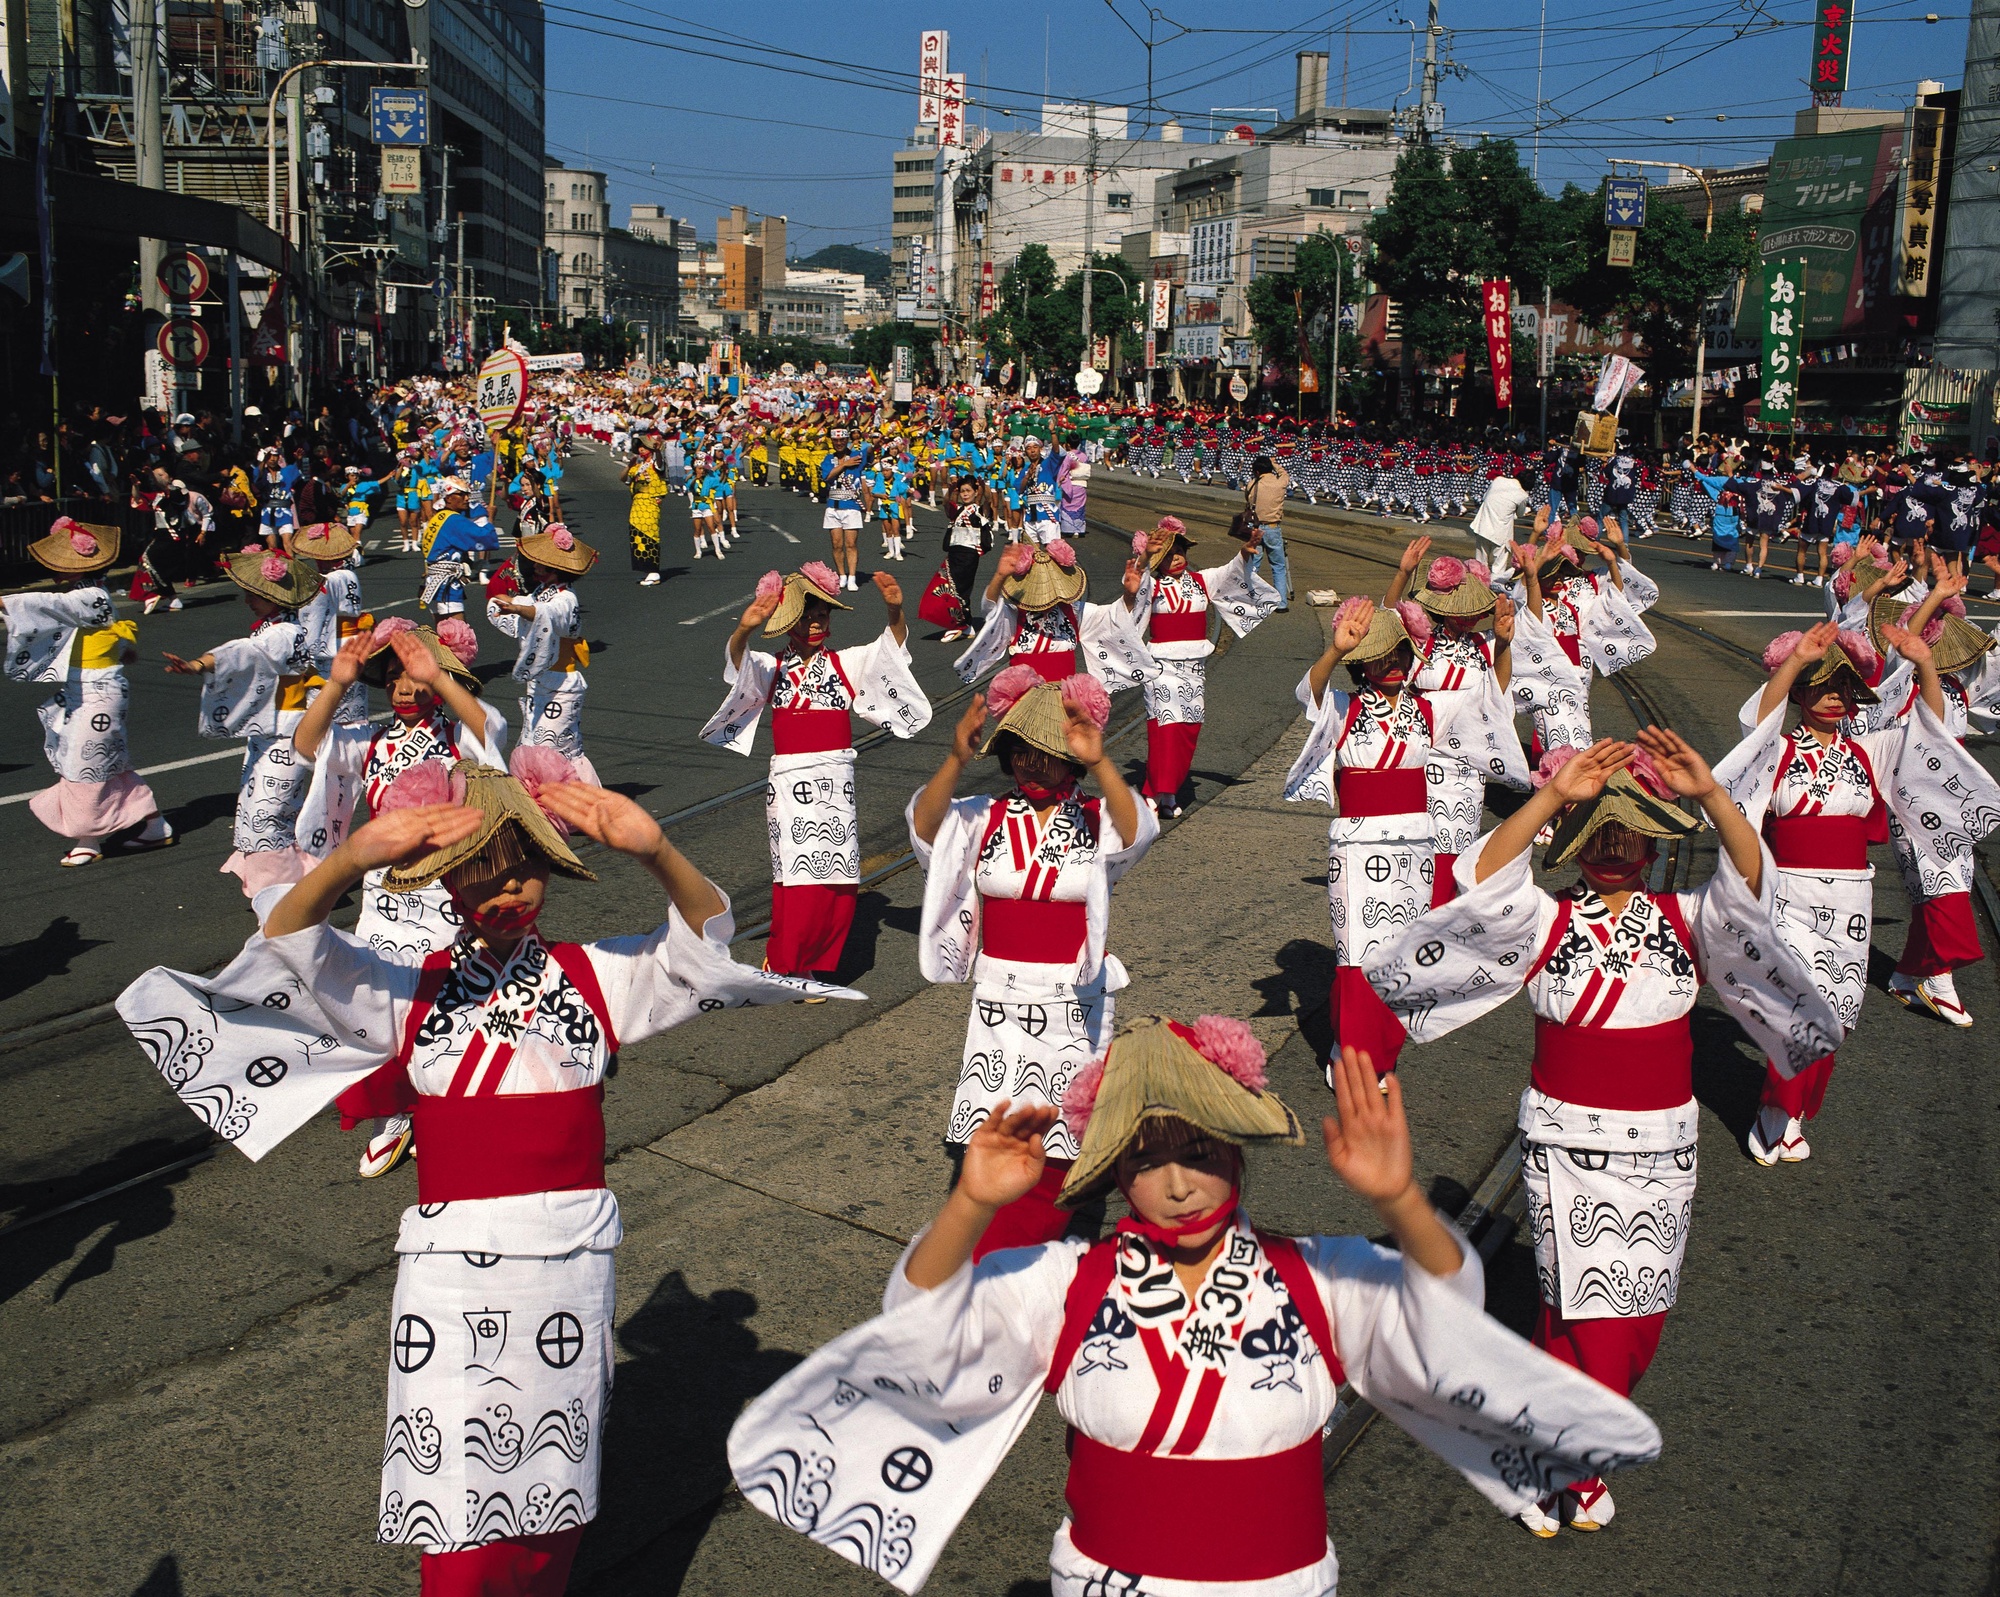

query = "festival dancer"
[2,518,174,867]
[420,477,498,621]
[293,618,507,1178]
[487,525,602,785]
[288,520,368,726]
[1285,596,1527,1076]
[1507,519,1655,758]
[1714,621,2000,1163]
[621,438,669,585]
[955,540,1150,688]
[163,548,321,898]
[1363,731,1837,1535]
[908,670,1159,1255]
[819,425,870,592]
[1133,515,1280,819]
[118,764,856,1597]
[730,1020,1662,1592]
[702,563,930,981]
[934,475,995,643]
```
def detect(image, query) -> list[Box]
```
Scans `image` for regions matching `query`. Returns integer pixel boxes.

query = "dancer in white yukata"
[293,618,509,1178]
[1508,517,1659,757]
[163,548,321,898]
[1131,515,1279,818]
[487,525,599,783]
[118,764,856,1597]
[1286,596,1528,1076]
[703,562,930,979]
[1715,621,2000,1163]
[2,518,174,866]
[954,539,1150,688]
[288,520,369,726]
[1364,732,1839,1536]
[908,669,1159,1256]
[730,1019,1662,1595]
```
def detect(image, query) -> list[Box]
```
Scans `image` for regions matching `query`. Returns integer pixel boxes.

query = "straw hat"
[1056,1015,1303,1207]
[1543,769,1701,868]
[1867,595,1995,678]
[1340,602,1419,665]
[763,566,850,637]
[381,760,594,893]
[285,521,360,562]
[980,678,1074,762]
[1144,516,1194,571]
[29,517,119,576]
[1001,545,1088,612]
[1412,554,1496,618]
[359,622,479,687]
[1791,639,1881,707]
[225,549,321,609]
[516,525,599,577]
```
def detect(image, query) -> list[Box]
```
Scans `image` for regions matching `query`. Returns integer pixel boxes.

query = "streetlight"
[1608,158,1714,443]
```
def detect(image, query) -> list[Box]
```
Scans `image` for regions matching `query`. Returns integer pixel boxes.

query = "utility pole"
[1538,281,1552,440]
[436,144,451,370]
[131,0,165,410]
[1080,103,1099,370]
[1419,0,1441,140]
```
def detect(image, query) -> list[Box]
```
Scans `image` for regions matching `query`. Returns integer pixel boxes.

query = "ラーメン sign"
[476,348,529,429]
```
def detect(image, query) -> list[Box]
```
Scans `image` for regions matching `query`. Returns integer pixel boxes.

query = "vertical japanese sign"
[1149,278,1172,330]
[1761,258,1803,429]
[919,30,948,125]
[1810,1,1854,106]
[938,74,966,146]
[978,260,995,318]
[1481,279,1513,408]
[1902,103,1944,297]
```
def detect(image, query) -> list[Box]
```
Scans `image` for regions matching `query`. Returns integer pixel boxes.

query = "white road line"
[679,591,755,626]
[760,518,800,545]
[1682,609,1826,618]
[365,539,383,551]
[0,745,246,804]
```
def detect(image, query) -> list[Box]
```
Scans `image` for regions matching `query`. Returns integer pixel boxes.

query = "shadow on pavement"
[833,888,906,984]
[0,915,110,1003]
[1250,936,1334,1030]
[0,1138,202,1307]
[1690,1006,1769,1151]
[578,1271,803,1595]
[129,1554,183,1595]
[160,789,242,842]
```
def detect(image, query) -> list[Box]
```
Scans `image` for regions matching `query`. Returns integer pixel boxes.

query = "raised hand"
[957,1099,1057,1208]
[1063,698,1105,767]
[343,803,483,873]
[1122,558,1144,598]
[1322,1046,1413,1205]
[537,782,665,858]
[1397,534,1432,575]
[1492,592,1516,643]
[327,630,374,688]
[951,693,987,763]
[1333,595,1374,653]
[1793,619,1838,663]
[160,652,206,676]
[1636,726,1716,799]
[872,570,904,607]
[1879,620,1933,667]
[389,626,440,686]
[738,587,782,633]
[1550,738,1634,803]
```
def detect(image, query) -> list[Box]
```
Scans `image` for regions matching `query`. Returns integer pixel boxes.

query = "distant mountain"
[793,245,894,287]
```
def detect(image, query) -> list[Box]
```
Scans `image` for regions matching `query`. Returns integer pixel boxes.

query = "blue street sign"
[371,87,429,146]
[1604,176,1647,229]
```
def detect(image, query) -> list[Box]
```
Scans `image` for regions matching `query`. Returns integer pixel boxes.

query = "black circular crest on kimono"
[881,1446,933,1492]
[537,1312,584,1368]
[393,1315,436,1372]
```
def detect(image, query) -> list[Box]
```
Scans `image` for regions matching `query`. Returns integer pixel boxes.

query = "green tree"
[849,320,935,378]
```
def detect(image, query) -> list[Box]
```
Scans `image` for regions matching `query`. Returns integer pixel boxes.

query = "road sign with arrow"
[370,87,429,146]
[1604,177,1647,230]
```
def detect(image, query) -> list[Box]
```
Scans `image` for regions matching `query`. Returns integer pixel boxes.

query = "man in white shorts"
[818,425,870,592]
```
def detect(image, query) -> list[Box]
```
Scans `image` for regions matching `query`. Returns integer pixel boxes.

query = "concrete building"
[1937,0,2000,371]
[890,130,939,285]
[543,160,678,357]
[764,285,849,341]
[785,268,870,316]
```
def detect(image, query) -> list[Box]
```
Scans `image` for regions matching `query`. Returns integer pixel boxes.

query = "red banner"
[1481,279,1513,410]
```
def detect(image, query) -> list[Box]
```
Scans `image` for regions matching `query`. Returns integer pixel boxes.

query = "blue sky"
[541,0,1972,255]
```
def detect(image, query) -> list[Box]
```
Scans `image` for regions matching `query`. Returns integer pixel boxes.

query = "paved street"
[1,456,1995,1596]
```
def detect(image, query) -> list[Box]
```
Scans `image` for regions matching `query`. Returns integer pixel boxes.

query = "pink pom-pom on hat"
[1333,594,1371,628]
[375,760,467,813]
[1059,672,1111,730]
[1046,538,1078,570]
[799,559,841,594]
[985,663,1043,720]
[1426,555,1466,591]
[509,744,579,833]
[1156,515,1187,537]
[1532,745,1579,789]
[755,569,785,601]
[1131,530,1151,559]
[1394,600,1433,646]
[1578,516,1601,541]
[1060,1053,1107,1141]
[1625,746,1673,800]
[1761,630,1805,673]
[547,523,576,551]
[60,518,100,557]
[1836,628,1878,677]
[435,616,479,665]
[259,554,291,582]
[371,614,417,646]
[1465,558,1493,585]
[1184,1015,1269,1092]
[1001,542,1035,577]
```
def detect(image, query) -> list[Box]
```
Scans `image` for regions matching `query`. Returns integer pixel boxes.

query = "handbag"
[916,558,966,630]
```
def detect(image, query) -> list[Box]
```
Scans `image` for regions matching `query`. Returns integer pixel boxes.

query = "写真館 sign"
[476,348,529,428]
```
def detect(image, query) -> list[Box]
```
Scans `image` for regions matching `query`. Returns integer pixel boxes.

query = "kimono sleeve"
[1078,597,1155,690]
[1964,628,2000,734]
[1099,791,1160,884]
[1431,676,1531,792]
[116,921,418,1161]
[1855,705,2000,896]
[700,646,775,753]
[727,1237,1083,1594]
[954,596,1017,684]
[1507,608,1588,719]
[908,792,993,984]
[1678,841,1842,1077]
[1360,830,1553,1041]
[1283,681,1349,805]
[1297,1231,1661,1512]
[1714,698,1786,831]
[840,631,933,738]
[1198,557,1280,637]
[1579,564,1657,675]
[201,629,294,738]
[579,893,861,1047]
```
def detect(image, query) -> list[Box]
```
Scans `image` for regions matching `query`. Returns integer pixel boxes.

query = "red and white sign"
[476,347,529,429]
[919,29,949,125]
[158,317,210,367]
[1480,278,1513,409]
[979,259,995,318]
[1150,279,1172,331]
[939,73,966,146]
[157,251,209,303]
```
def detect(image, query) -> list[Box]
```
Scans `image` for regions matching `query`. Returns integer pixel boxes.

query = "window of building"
[894,208,933,224]
[1340,189,1369,209]
[894,184,931,199]
[570,183,579,198]
[573,286,588,302]
[1306,188,1337,207]
[894,156,935,173]
[1107,191,1132,210]
[573,252,590,271]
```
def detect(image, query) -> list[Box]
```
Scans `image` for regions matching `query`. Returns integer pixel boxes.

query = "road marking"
[365,539,383,551]
[679,591,755,625]
[0,744,248,804]
[1681,609,1826,618]
[760,518,800,545]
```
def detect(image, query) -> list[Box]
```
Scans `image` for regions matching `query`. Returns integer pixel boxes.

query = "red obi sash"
[1532,1016,1692,1112]
[1763,815,1869,870]
[979,894,1087,963]
[1064,1434,1327,1582]
[1148,610,1208,644]
[1335,766,1427,817]
[1009,649,1077,682]
[412,1085,606,1203]
[771,706,855,754]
